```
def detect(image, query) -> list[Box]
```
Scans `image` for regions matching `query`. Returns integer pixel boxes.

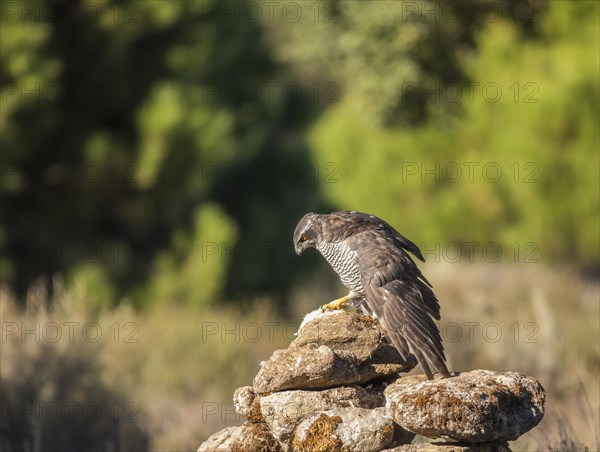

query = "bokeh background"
[1,0,598,450]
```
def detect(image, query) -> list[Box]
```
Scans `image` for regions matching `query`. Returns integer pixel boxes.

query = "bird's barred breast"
[316,240,365,295]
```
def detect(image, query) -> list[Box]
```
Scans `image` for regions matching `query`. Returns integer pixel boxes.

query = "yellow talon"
[320,294,352,312]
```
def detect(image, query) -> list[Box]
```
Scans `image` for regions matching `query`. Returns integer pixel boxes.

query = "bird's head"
[293,213,320,255]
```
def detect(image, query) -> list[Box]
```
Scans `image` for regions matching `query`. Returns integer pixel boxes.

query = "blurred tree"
[0,0,329,307]
[1,0,597,309]
[271,0,545,126]
[295,1,599,269]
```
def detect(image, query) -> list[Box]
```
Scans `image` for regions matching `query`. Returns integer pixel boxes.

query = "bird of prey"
[293,210,451,380]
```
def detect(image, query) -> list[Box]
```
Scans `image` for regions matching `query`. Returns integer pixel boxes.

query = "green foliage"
[68,262,116,311]
[0,0,597,308]
[1,0,326,306]
[273,0,542,126]
[307,1,599,267]
[147,203,237,307]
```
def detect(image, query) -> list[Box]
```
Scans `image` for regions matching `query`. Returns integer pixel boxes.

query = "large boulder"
[385,370,545,442]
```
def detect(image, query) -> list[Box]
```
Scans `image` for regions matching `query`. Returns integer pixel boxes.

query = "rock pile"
[198,311,545,452]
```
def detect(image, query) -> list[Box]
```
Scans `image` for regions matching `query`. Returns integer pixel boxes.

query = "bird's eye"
[300,234,307,242]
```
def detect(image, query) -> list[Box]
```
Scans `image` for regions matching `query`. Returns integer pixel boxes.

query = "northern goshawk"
[293,210,451,379]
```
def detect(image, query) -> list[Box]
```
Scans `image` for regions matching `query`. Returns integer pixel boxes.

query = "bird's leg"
[320,293,353,312]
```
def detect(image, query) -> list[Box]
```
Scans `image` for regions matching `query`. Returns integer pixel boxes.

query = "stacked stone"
[198,311,545,452]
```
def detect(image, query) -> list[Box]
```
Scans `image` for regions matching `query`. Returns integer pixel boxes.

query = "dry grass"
[0,277,149,451]
[0,277,289,450]
[1,263,598,451]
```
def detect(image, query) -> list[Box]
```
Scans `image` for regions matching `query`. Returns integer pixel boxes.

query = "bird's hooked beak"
[294,243,304,255]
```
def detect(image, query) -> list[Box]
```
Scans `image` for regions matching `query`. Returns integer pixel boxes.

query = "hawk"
[293,210,451,379]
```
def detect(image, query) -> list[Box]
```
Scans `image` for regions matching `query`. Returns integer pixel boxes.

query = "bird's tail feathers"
[378,285,451,380]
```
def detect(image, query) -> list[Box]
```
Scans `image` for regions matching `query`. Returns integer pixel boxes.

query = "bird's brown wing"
[325,211,427,262]
[349,230,450,379]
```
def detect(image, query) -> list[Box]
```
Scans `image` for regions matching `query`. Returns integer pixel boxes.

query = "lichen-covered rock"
[199,313,545,452]
[294,311,417,371]
[385,370,545,442]
[197,421,280,451]
[292,310,384,361]
[292,407,400,452]
[253,312,416,394]
[253,343,361,394]
[384,442,511,452]
[233,385,262,423]
[292,412,344,452]
[259,386,384,444]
